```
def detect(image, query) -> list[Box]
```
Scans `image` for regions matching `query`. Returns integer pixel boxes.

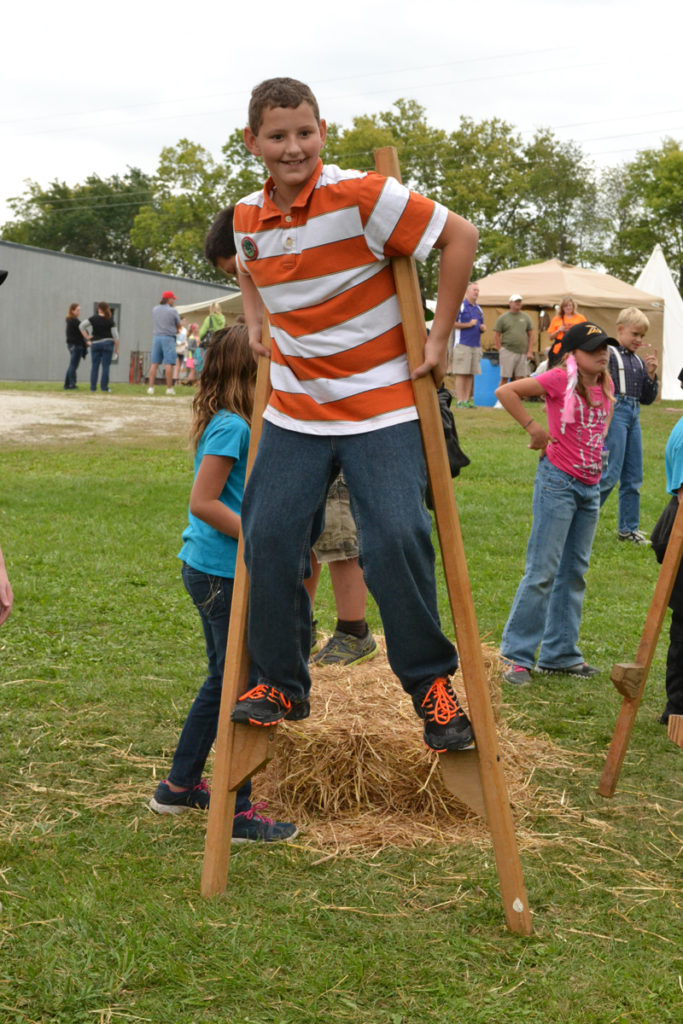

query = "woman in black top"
[64,303,88,390]
[80,302,120,393]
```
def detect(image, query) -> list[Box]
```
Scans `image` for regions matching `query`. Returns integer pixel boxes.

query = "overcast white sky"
[3,0,682,227]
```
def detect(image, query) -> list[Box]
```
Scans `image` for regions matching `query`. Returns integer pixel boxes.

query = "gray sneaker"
[618,530,651,546]
[501,664,532,686]
[310,629,378,667]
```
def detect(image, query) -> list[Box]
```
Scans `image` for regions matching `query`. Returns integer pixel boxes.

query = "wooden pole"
[598,497,683,797]
[201,326,274,898]
[374,146,532,935]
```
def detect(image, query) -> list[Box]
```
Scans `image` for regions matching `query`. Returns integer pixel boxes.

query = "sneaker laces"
[163,778,210,795]
[238,684,292,712]
[234,800,274,826]
[421,677,465,724]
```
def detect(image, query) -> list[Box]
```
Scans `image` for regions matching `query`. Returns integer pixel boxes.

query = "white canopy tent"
[635,245,683,400]
[176,289,243,325]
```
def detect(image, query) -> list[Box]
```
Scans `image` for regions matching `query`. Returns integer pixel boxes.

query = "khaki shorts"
[452,345,482,375]
[313,473,359,562]
[499,348,530,379]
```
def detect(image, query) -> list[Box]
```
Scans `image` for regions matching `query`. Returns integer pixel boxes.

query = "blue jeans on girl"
[64,344,83,389]
[599,396,643,533]
[90,340,114,392]
[500,457,600,670]
[168,563,251,813]
[241,420,457,707]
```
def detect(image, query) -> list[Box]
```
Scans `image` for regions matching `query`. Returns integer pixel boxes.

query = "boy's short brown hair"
[617,306,650,333]
[248,77,320,133]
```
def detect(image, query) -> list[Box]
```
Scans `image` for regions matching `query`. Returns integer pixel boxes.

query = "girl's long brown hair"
[189,324,256,450]
[66,302,80,318]
[97,301,112,319]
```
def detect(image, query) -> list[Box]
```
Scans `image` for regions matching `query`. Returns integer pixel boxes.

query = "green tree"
[130,139,232,278]
[1,168,155,266]
[599,139,683,293]
[520,130,598,266]
[441,117,528,277]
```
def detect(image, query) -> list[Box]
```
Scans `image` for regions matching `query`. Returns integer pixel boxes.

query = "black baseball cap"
[561,321,615,354]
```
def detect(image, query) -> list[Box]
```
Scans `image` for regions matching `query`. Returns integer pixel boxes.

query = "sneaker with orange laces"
[230,683,310,727]
[415,677,475,752]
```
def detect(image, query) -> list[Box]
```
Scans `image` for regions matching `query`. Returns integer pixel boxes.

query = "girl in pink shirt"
[495,321,614,685]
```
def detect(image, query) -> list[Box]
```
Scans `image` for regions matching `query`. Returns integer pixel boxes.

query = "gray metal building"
[0,240,238,384]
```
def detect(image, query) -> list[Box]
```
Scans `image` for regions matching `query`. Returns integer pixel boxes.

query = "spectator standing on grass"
[147,291,180,396]
[650,412,683,726]
[547,296,586,368]
[494,294,534,388]
[63,302,88,390]
[80,302,119,394]
[496,322,614,686]
[199,302,225,349]
[174,317,188,385]
[451,281,485,408]
[148,325,297,841]
[599,307,658,545]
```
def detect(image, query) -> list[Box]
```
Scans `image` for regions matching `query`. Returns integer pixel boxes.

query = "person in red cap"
[148,291,180,396]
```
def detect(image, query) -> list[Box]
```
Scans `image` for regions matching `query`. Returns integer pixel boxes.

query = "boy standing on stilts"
[230,77,479,752]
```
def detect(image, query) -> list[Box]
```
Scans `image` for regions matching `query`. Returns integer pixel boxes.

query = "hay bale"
[253,637,584,853]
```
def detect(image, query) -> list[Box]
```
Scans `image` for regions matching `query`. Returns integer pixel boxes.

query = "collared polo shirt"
[234,160,447,435]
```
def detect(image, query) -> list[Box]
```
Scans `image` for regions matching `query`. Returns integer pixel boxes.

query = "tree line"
[3,99,682,296]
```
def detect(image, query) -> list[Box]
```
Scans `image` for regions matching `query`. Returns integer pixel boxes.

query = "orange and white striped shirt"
[234,160,447,435]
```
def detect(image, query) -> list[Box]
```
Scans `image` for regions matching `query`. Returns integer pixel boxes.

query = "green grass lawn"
[1,387,681,1023]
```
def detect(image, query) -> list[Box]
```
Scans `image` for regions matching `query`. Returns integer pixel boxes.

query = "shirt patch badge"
[241,237,258,260]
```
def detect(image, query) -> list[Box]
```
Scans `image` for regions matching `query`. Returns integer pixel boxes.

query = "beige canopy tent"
[476,259,664,365]
[176,288,243,326]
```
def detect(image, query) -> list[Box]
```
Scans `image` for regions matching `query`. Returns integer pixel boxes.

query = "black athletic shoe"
[231,683,310,727]
[148,778,210,814]
[536,662,600,678]
[415,677,475,752]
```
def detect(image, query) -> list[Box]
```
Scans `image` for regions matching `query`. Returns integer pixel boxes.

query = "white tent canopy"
[635,245,683,401]
[176,289,243,325]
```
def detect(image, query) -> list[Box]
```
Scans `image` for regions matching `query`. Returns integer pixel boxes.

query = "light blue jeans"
[501,457,600,670]
[241,420,457,704]
[599,396,642,533]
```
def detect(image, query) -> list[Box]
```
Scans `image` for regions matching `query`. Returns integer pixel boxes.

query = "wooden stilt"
[668,715,683,748]
[201,331,274,898]
[598,498,683,798]
[374,146,531,936]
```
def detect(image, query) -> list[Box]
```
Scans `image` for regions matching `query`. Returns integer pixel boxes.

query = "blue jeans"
[64,344,83,388]
[90,340,114,391]
[242,420,457,704]
[168,563,251,812]
[599,397,642,533]
[500,457,600,670]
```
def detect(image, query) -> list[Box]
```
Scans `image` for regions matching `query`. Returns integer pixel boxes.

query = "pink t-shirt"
[536,366,610,485]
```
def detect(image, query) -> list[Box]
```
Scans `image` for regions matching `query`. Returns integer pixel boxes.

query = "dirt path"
[2,390,193,445]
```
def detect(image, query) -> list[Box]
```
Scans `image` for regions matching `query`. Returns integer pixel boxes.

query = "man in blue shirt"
[451,281,485,407]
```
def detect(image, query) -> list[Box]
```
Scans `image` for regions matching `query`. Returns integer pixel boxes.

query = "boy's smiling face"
[244,102,326,207]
